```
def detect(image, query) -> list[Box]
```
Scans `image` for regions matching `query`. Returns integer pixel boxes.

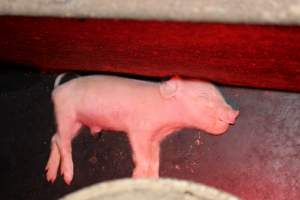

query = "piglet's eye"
[192,95,208,103]
[196,93,209,99]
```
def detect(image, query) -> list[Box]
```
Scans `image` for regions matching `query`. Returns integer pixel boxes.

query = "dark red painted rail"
[0,16,300,91]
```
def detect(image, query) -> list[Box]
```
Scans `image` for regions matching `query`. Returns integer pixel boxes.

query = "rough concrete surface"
[1,0,300,25]
[60,179,239,200]
[0,67,299,200]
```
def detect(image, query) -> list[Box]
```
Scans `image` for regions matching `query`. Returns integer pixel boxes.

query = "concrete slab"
[1,0,300,25]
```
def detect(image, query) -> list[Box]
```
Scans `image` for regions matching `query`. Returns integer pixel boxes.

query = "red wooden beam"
[0,16,299,91]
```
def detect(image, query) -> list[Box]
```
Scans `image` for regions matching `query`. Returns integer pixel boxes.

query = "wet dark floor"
[0,68,299,200]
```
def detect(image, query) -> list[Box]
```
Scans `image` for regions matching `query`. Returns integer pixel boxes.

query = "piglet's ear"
[160,76,180,98]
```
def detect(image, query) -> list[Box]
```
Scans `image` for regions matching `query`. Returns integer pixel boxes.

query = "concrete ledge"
[1,0,300,25]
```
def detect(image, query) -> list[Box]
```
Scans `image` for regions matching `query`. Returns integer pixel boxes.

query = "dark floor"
[0,68,299,200]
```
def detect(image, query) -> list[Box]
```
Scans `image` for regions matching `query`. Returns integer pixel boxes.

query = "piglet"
[45,74,239,184]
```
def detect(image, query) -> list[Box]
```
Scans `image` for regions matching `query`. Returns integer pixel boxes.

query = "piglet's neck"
[160,98,191,127]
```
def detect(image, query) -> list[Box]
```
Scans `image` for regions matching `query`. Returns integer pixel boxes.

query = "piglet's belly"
[77,110,129,132]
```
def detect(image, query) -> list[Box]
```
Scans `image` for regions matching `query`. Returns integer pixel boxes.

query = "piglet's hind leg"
[57,121,82,184]
[45,134,60,183]
[45,105,82,185]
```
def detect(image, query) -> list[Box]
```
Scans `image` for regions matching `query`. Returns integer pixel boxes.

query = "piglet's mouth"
[219,118,235,125]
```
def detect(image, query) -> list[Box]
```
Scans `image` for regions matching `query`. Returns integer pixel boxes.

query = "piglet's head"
[160,76,239,135]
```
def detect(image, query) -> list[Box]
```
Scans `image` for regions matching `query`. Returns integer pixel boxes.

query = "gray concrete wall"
[1,0,300,25]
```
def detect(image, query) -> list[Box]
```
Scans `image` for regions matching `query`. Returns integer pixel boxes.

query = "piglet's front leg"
[129,131,161,178]
[147,141,160,178]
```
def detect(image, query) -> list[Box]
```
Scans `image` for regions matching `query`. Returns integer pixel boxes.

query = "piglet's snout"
[229,110,239,124]
[219,109,239,125]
